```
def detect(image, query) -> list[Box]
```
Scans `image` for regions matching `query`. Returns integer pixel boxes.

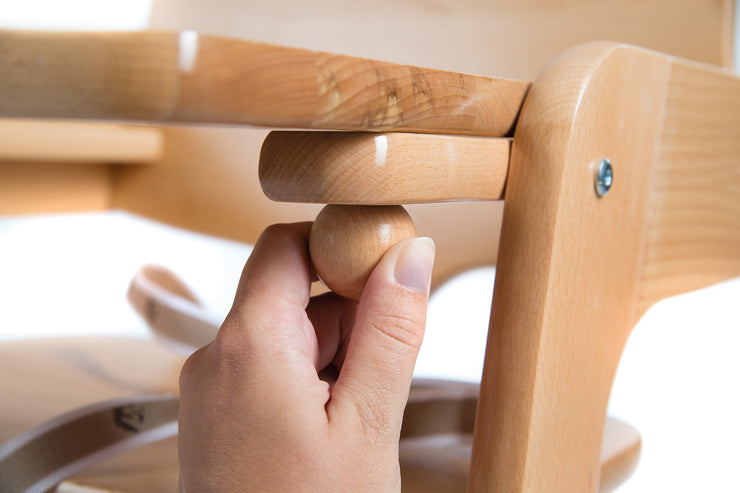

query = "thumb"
[329,237,435,441]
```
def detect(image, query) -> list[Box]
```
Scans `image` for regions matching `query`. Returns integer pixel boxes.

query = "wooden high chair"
[0,4,738,492]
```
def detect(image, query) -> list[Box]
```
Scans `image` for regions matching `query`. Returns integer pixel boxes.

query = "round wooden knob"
[309,205,417,299]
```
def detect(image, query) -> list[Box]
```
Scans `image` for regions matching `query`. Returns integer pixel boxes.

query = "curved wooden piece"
[0,30,529,136]
[0,337,640,493]
[260,131,510,204]
[0,338,182,493]
[127,265,221,351]
[469,43,673,492]
[401,380,641,493]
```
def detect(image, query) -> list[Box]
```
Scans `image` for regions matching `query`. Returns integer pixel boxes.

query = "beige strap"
[0,394,178,493]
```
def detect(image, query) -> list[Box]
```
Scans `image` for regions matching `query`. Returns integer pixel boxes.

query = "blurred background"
[1,1,738,491]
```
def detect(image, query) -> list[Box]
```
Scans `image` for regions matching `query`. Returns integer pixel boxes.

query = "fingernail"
[394,237,435,293]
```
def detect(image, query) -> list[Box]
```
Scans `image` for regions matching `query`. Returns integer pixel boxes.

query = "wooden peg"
[259,131,511,204]
[309,205,416,299]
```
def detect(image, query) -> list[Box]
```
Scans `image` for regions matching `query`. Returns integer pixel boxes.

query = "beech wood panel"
[0,30,528,137]
[470,43,673,493]
[639,60,740,311]
[260,132,510,204]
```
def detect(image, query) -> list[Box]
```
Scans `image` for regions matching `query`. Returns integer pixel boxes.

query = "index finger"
[222,222,314,347]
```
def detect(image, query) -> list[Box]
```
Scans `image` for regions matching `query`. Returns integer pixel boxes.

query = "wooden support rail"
[260,132,511,204]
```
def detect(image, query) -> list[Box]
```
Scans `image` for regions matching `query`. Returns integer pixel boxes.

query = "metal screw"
[594,159,613,197]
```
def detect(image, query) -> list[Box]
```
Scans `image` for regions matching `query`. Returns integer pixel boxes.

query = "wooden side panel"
[469,43,672,492]
[640,61,740,311]
[0,120,161,215]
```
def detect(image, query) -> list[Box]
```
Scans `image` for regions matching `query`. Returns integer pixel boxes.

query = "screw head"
[594,159,613,197]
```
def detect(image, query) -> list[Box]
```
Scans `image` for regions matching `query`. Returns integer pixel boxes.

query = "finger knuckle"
[208,325,249,371]
[366,310,424,352]
[179,345,207,394]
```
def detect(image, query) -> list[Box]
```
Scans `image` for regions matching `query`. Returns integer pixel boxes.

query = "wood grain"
[0,29,529,137]
[0,336,641,493]
[260,132,510,204]
[115,0,732,296]
[469,43,672,492]
[639,60,740,311]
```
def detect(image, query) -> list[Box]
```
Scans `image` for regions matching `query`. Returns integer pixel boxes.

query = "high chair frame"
[0,23,738,493]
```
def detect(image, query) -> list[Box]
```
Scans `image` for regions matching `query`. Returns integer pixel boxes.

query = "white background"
[0,3,739,491]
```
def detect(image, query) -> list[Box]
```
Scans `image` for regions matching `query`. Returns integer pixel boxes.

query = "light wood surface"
[260,132,510,204]
[114,125,503,289]
[3,0,734,285]
[309,205,417,299]
[399,381,641,493]
[0,29,528,137]
[0,338,641,492]
[0,120,162,163]
[639,59,740,311]
[470,43,673,492]
[130,0,732,292]
[0,338,182,493]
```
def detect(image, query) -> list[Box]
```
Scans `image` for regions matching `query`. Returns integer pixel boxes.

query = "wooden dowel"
[0,30,530,136]
[260,131,510,204]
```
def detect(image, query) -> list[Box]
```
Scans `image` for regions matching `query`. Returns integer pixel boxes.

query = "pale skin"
[178,223,436,492]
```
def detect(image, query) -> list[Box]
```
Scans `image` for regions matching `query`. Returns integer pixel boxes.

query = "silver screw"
[594,159,613,197]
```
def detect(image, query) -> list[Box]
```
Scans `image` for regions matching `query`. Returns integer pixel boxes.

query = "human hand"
[178,223,435,492]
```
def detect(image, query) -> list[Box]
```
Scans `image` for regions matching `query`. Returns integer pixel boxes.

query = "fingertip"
[393,237,435,294]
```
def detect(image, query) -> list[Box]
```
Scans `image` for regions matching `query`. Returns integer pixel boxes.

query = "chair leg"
[467,43,672,492]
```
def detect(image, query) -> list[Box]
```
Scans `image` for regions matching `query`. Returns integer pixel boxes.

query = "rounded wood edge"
[309,205,416,299]
[259,131,510,204]
[469,42,672,492]
[1,29,530,135]
[401,379,642,493]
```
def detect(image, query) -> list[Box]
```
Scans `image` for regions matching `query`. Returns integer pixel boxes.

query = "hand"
[178,223,435,492]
